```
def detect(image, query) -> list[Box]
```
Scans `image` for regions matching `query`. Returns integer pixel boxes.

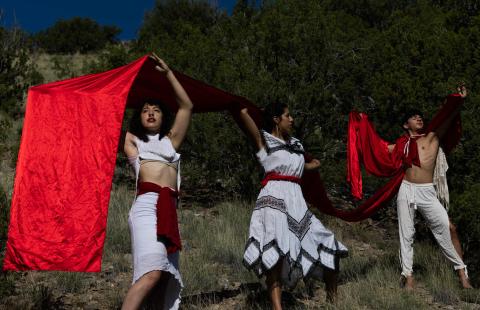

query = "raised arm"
[239,108,264,151]
[431,85,467,142]
[151,53,193,150]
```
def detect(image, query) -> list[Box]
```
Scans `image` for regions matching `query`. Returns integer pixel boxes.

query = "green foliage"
[450,184,480,285]
[51,55,78,80]
[0,116,12,156]
[65,0,480,272]
[34,17,121,54]
[0,26,43,116]
[0,184,8,255]
[79,0,478,201]
[136,0,225,55]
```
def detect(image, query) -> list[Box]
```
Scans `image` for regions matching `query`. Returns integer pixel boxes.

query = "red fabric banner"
[3,55,259,272]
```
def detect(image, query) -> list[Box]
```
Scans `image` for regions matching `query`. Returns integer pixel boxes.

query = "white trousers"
[397,180,466,277]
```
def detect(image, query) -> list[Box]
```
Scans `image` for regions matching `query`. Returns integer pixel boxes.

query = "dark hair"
[129,99,173,142]
[401,109,424,128]
[262,101,288,133]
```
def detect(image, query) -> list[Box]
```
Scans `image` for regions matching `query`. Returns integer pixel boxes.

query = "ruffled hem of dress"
[242,237,348,279]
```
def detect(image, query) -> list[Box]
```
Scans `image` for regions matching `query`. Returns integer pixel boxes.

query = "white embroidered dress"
[128,134,183,310]
[243,131,348,286]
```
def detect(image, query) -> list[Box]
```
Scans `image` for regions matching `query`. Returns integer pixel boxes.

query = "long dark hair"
[129,99,173,142]
[262,101,288,133]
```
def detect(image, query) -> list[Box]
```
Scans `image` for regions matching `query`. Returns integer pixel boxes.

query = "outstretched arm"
[431,85,467,142]
[151,53,193,150]
[239,108,264,151]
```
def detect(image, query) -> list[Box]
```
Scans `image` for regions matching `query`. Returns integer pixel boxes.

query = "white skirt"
[128,192,183,310]
[243,181,348,287]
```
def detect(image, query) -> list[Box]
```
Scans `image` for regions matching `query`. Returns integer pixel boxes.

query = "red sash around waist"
[137,182,181,254]
[261,172,302,187]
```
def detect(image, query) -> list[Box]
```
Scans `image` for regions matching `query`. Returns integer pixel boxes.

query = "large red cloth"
[3,55,260,272]
[137,182,180,254]
[334,94,464,221]
[347,113,420,200]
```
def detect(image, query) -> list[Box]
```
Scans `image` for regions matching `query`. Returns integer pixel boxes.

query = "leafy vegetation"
[0,26,42,116]
[33,17,121,54]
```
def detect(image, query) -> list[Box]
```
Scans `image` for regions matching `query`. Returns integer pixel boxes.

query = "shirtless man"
[391,85,472,289]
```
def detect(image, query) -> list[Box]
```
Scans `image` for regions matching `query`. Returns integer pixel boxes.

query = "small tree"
[0,25,43,117]
[34,17,121,54]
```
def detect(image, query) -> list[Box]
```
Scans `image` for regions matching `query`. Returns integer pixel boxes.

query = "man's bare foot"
[458,269,473,289]
[402,275,414,291]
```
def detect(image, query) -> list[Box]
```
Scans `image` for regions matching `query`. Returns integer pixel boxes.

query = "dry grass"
[1,166,479,308]
[32,53,97,83]
[179,201,257,295]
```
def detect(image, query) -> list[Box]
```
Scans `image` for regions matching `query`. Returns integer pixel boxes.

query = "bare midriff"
[404,133,439,184]
[139,161,177,189]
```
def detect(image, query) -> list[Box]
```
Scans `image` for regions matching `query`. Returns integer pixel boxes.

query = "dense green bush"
[0,26,43,116]
[0,184,8,255]
[34,17,121,54]
[450,184,480,284]
[82,0,478,200]
[59,0,480,267]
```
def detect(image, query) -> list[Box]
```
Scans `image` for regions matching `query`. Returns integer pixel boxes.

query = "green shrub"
[450,184,480,286]
[0,184,9,255]
[33,17,121,54]
[0,26,43,116]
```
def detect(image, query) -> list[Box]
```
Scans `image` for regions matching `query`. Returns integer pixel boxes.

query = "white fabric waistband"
[401,180,433,210]
[402,180,434,187]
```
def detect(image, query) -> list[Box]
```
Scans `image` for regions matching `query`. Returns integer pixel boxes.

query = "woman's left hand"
[305,159,321,170]
[150,52,171,74]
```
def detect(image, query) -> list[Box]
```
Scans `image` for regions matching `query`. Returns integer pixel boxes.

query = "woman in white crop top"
[239,102,348,309]
[122,54,193,310]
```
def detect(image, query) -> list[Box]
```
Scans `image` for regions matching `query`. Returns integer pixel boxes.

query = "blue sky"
[0,0,237,39]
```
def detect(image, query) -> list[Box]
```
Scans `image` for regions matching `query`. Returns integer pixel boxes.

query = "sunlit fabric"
[3,55,259,272]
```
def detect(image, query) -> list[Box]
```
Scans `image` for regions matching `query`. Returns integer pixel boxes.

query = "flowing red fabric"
[137,182,180,254]
[347,113,420,200]
[3,55,260,272]
[332,94,464,221]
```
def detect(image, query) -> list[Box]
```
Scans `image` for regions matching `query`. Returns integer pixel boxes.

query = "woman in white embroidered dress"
[122,54,193,310]
[239,102,348,309]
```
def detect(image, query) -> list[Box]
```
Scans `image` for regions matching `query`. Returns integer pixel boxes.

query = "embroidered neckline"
[263,130,293,145]
[261,130,304,155]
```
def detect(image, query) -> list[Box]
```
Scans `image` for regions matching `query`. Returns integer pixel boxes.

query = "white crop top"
[128,134,181,191]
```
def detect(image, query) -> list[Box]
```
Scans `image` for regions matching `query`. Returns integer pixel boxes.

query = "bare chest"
[416,138,439,167]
